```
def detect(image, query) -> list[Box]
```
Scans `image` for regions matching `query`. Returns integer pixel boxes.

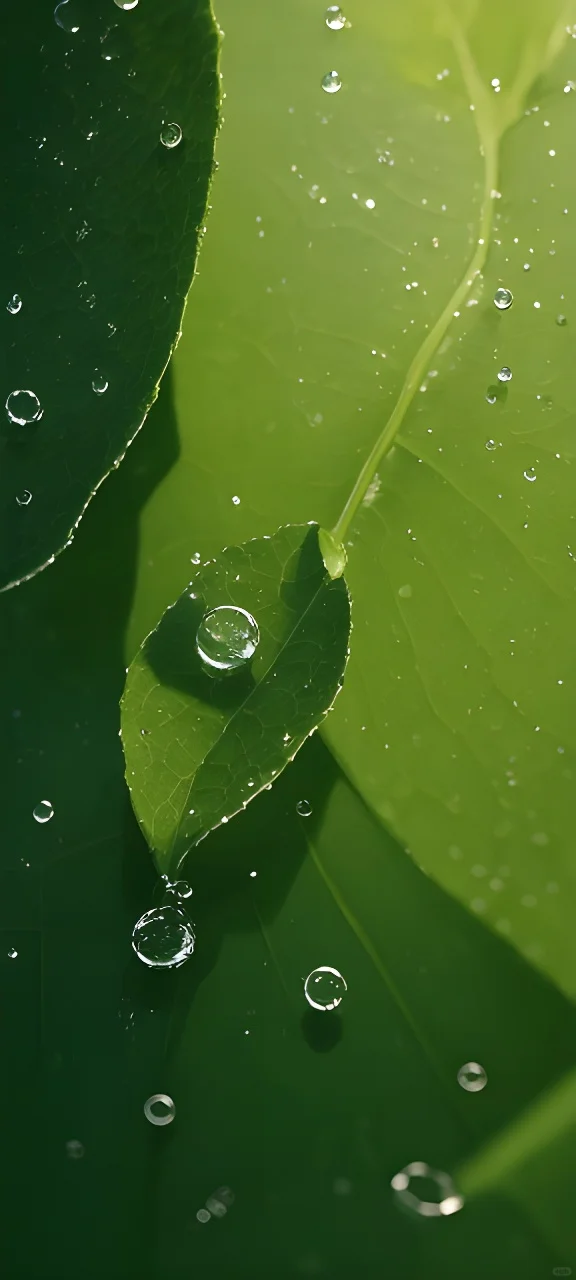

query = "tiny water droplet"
[524,467,537,482]
[54,0,80,33]
[485,439,497,450]
[143,1094,175,1126]
[391,1163,464,1218]
[196,1209,211,1223]
[296,799,313,817]
[7,294,22,315]
[33,800,54,824]
[325,5,346,29]
[493,287,513,310]
[6,390,43,426]
[66,1139,85,1159]
[16,490,32,507]
[190,551,201,564]
[132,906,195,969]
[8,947,18,960]
[485,391,497,405]
[457,1061,487,1093]
[321,70,342,94]
[164,879,193,901]
[92,371,108,395]
[304,965,347,1011]
[160,122,182,149]
[556,314,568,326]
[196,606,259,672]
[114,0,138,7]
[497,366,512,382]
[398,584,412,599]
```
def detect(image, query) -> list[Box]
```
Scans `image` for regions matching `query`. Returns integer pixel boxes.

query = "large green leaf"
[126,0,576,996]
[1,0,218,590]
[121,524,350,875]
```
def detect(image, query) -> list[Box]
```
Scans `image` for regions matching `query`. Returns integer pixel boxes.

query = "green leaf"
[121,524,350,875]
[1,0,218,590]
[121,0,576,996]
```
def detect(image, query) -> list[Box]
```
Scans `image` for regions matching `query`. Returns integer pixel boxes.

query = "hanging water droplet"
[457,1061,487,1093]
[54,0,80,33]
[321,70,342,94]
[132,906,195,968]
[196,606,259,672]
[524,467,537,482]
[497,366,512,382]
[7,294,22,315]
[160,122,183,149]
[6,390,43,426]
[296,799,313,817]
[325,5,346,28]
[485,439,497,451]
[493,287,513,310]
[92,371,108,395]
[66,1139,85,1159]
[33,800,54,824]
[556,314,568,326]
[164,879,193,901]
[391,1163,464,1218]
[304,965,347,1011]
[16,490,32,507]
[143,1094,175,1126]
[8,947,18,960]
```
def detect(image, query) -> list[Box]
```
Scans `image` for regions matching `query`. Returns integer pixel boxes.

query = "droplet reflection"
[493,287,513,311]
[33,800,54,824]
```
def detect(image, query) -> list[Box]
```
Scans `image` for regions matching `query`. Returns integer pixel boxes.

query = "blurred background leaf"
[0,0,218,589]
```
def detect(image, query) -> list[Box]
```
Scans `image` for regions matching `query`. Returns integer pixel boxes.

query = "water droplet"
[7,294,22,315]
[132,906,195,969]
[325,5,346,28]
[457,1061,487,1092]
[114,0,138,7]
[524,467,537,482]
[16,490,32,507]
[54,1,80,33]
[196,606,259,672]
[143,1094,175,1126]
[160,122,182,149]
[493,287,513,311]
[497,366,512,382]
[33,800,54,824]
[196,1209,211,1223]
[164,879,193,901]
[92,371,108,395]
[391,1163,464,1217]
[485,439,497,450]
[66,1139,85,1159]
[304,965,347,1011]
[485,390,497,405]
[556,314,568,326]
[205,1186,234,1217]
[8,948,18,960]
[321,70,342,94]
[296,799,313,817]
[6,390,43,426]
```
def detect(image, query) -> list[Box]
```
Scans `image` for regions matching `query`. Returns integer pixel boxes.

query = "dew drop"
[8,947,18,960]
[493,287,513,310]
[91,371,109,395]
[16,490,32,507]
[33,800,54,824]
[160,122,182,149]
[304,965,347,1011]
[485,391,497,405]
[114,0,138,7]
[325,5,346,29]
[6,390,43,426]
[7,294,22,315]
[143,1094,175,1126]
[164,879,194,901]
[556,314,568,326]
[485,439,497,450]
[132,906,195,969]
[321,70,342,94]
[66,1139,85,1159]
[196,606,259,672]
[196,1209,211,1224]
[391,1163,464,1218]
[497,366,512,382]
[296,799,313,817]
[524,467,537,482]
[457,1061,487,1092]
[54,0,80,33]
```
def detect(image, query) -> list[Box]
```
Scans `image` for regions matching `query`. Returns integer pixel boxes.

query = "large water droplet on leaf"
[196,605,259,672]
[143,1094,175,1126]
[321,70,342,94]
[493,287,513,311]
[457,1061,487,1092]
[33,800,54,823]
[6,390,43,426]
[160,122,183,149]
[132,906,195,968]
[54,0,80,33]
[325,5,346,28]
[304,965,347,1011]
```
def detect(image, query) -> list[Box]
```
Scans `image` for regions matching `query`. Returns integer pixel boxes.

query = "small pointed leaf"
[121,524,350,876]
